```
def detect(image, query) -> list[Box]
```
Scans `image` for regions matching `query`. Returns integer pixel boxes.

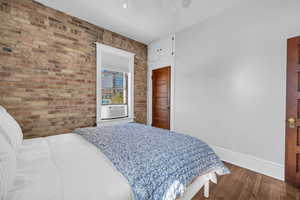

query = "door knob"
[287,117,296,128]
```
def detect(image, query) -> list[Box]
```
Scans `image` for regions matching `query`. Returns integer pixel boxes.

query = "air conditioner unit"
[101,105,128,120]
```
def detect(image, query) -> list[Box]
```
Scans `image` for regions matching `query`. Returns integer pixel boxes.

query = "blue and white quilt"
[74,123,229,200]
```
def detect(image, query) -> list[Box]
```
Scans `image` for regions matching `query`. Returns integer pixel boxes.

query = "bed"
[0,106,229,200]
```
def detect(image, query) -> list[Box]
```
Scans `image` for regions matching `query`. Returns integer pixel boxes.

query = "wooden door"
[286,36,300,186]
[152,66,171,129]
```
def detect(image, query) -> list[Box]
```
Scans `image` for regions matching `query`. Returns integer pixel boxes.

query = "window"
[101,70,128,120]
[96,43,135,124]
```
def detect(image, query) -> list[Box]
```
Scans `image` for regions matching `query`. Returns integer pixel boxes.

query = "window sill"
[97,118,134,127]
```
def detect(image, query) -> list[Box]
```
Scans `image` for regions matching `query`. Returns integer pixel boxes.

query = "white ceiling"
[36,0,245,44]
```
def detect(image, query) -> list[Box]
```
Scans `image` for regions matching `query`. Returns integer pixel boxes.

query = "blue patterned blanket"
[74,123,229,200]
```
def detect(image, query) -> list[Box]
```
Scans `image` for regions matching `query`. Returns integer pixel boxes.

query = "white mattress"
[7,133,216,200]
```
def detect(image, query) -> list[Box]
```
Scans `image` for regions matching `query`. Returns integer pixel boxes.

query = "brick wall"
[0,0,147,138]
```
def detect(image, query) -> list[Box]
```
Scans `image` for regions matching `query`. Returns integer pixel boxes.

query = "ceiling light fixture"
[122,0,129,9]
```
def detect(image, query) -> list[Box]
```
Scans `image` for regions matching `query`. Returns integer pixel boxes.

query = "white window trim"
[96,43,135,126]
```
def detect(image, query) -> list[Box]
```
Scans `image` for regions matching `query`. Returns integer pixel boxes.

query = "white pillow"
[0,106,23,149]
[0,132,17,200]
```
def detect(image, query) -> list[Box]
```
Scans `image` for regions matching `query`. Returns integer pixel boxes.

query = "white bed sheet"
[8,133,216,200]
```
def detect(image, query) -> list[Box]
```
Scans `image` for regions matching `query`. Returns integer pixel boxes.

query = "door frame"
[148,65,175,130]
[152,66,171,129]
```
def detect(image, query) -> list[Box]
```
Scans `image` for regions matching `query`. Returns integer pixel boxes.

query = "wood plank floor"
[192,163,300,200]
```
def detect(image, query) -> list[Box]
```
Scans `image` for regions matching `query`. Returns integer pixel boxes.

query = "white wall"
[147,35,176,129]
[174,0,300,178]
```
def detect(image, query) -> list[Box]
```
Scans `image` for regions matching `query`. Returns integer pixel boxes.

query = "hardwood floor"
[192,163,300,200]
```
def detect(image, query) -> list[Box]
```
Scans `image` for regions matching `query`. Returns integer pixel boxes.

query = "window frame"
[96,43,135,126]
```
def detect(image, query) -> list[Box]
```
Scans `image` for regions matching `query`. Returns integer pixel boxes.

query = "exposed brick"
[0,1,11,13]
[0,0,148,138]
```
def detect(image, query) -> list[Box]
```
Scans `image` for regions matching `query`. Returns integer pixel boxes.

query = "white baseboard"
[210,145,284,181]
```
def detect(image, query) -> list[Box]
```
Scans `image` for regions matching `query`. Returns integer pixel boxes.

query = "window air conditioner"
[101,105,128,120]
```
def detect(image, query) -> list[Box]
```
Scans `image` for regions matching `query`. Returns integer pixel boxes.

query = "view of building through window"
[101,70,128,105]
